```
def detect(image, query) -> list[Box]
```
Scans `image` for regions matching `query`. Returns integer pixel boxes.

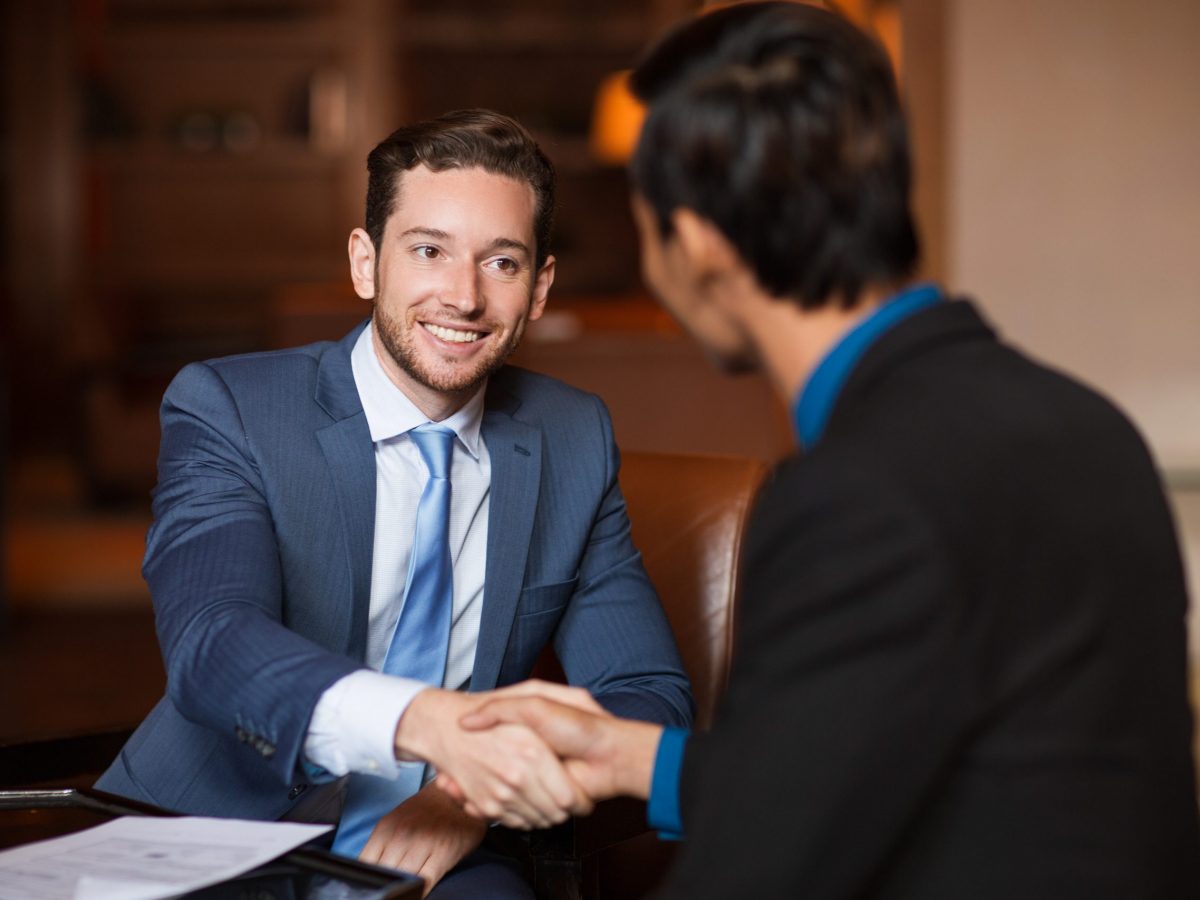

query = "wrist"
[425,782,489,837]
[610,720,664,800]
[394,687,455,763]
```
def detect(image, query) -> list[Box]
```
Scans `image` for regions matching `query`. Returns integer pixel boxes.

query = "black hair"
[630,2,919,308]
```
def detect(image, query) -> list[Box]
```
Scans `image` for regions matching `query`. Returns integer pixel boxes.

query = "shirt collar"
[350,321,486,459]
[793,282,942,450]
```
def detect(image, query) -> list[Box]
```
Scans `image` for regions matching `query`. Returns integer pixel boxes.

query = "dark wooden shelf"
[105,16,346,57]
[85,140,342,178]
[395,11,647,52]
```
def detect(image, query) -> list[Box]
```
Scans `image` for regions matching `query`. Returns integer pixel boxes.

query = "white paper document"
[0,815,332,900]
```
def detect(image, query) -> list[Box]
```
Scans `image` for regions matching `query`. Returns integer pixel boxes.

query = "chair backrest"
[523,451,770,900]
[618,451,768,729]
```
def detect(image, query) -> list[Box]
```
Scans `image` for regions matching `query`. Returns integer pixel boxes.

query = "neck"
[737,281,908,405]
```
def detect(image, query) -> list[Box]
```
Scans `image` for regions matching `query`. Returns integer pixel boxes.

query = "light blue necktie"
[332,424,456,857]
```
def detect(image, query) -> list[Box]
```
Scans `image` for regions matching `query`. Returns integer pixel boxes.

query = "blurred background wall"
[0,0,1197,742]
[932,0,1200,652]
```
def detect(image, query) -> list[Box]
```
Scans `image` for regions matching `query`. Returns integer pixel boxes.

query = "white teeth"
[423,323,481,343]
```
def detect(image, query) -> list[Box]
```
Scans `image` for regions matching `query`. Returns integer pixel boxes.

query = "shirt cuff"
[304,669,429,778]
[646,726,689,840]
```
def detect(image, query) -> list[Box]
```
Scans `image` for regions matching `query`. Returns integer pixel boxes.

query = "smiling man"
[95,109,692,898]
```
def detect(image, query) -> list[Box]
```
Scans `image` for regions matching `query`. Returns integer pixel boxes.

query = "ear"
[348,228,377,300]
[671,208,742,283]
[528,255,556,322]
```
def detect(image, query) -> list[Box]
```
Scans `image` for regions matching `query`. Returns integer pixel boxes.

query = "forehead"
[388,165,537,243]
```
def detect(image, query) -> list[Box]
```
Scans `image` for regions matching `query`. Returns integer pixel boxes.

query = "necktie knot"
[410,424,454,480]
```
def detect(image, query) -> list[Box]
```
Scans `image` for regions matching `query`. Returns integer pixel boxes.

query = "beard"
[373,300,528,398]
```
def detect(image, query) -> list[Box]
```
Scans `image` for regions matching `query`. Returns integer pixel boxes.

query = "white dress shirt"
[303,323,490,778]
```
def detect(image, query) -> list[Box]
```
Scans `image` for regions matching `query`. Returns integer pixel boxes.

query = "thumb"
[459,697,538,731]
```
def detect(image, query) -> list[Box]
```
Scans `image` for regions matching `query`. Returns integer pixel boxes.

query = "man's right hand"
[393,685,596,829]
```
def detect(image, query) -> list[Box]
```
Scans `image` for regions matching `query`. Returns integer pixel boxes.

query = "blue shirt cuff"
[646,727,689,840]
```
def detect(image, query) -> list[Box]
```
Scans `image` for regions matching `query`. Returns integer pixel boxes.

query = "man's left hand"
[360,783,487,897]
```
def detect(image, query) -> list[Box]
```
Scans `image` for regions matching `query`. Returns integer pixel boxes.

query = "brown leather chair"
[528,450,769,900]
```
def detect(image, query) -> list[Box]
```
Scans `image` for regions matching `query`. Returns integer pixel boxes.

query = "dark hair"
[630,2,919,308]
[365,109,556,268]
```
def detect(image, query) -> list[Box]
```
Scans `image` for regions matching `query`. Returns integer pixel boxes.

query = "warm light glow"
[829,0,903,76]
[589,70,645,166]
[589,1,902,167]
[701,0,903,76]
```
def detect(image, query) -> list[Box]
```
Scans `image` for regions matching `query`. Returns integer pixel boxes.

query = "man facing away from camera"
[448,4,1200,898]
[95,109,692,898]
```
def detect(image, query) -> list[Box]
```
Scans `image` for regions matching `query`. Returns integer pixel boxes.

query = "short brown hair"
[365,109,556,268]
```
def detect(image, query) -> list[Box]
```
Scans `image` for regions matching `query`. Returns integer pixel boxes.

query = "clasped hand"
[408,681,663,829]
[393,680,607,830]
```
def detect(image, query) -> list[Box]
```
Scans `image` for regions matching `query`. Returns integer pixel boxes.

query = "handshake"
[392,680,665,830]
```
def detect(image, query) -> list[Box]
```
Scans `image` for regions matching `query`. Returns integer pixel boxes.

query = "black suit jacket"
[660,300,1200,898]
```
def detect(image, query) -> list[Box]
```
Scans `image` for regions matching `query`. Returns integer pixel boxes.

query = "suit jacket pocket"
[501,576,579,683]
[516,575,578,618]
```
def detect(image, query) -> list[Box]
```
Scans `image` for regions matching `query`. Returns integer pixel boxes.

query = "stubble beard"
[373,300,528,397]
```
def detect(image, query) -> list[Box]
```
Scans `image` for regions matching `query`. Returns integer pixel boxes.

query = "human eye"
[486,256,520,275]
[413,244,441,260]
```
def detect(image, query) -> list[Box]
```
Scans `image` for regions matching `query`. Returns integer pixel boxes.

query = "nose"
[441,263,485,317]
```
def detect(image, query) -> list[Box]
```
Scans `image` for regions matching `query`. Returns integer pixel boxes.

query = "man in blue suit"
[96,108,692,898]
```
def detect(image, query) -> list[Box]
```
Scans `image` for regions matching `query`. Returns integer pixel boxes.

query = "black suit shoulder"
[667,300,1200,900]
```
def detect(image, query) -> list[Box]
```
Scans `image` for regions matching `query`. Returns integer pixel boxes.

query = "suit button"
[289,784,308,800]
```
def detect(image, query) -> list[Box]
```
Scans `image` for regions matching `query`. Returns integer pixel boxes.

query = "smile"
[422,323,484,344]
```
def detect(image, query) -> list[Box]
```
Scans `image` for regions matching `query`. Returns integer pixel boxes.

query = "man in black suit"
[447,3,1200,897]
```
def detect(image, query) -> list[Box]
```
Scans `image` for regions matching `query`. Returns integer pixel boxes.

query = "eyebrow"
[485,237,531,258]
[397,228,531,259]
[398,227,451,241]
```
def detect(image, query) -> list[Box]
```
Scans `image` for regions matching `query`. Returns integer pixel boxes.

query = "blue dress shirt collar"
[793,283,942,450]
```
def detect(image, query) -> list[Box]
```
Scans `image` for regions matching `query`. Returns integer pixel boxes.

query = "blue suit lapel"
[472,383,542,690]
[314,323,375,661]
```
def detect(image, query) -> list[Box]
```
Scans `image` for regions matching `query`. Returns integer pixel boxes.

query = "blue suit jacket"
[97,323,692,819]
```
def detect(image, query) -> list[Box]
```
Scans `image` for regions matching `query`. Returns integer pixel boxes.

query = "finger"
[489,680,608,715]
[483,776,554,828]
[562,766,595,816]
[459,695,554,731]
[462,698,599,763]
[462,763,550,827]
[456,708,587,820]
[495,806,550,830]
[416,856,452,897]
[435,773,466,803]
[381,843,428,876]
[443,723,577,826]
[360,821,393,866]
[462,800,486,820]
[480,753,560,827]
[494,737,579,825]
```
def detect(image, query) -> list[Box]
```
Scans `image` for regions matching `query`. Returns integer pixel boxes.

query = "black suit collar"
[831,298,997,425]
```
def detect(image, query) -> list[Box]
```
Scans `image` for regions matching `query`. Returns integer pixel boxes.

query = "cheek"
[483,277,535,313]
[638,242,666,298]
[377,267,439,308]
